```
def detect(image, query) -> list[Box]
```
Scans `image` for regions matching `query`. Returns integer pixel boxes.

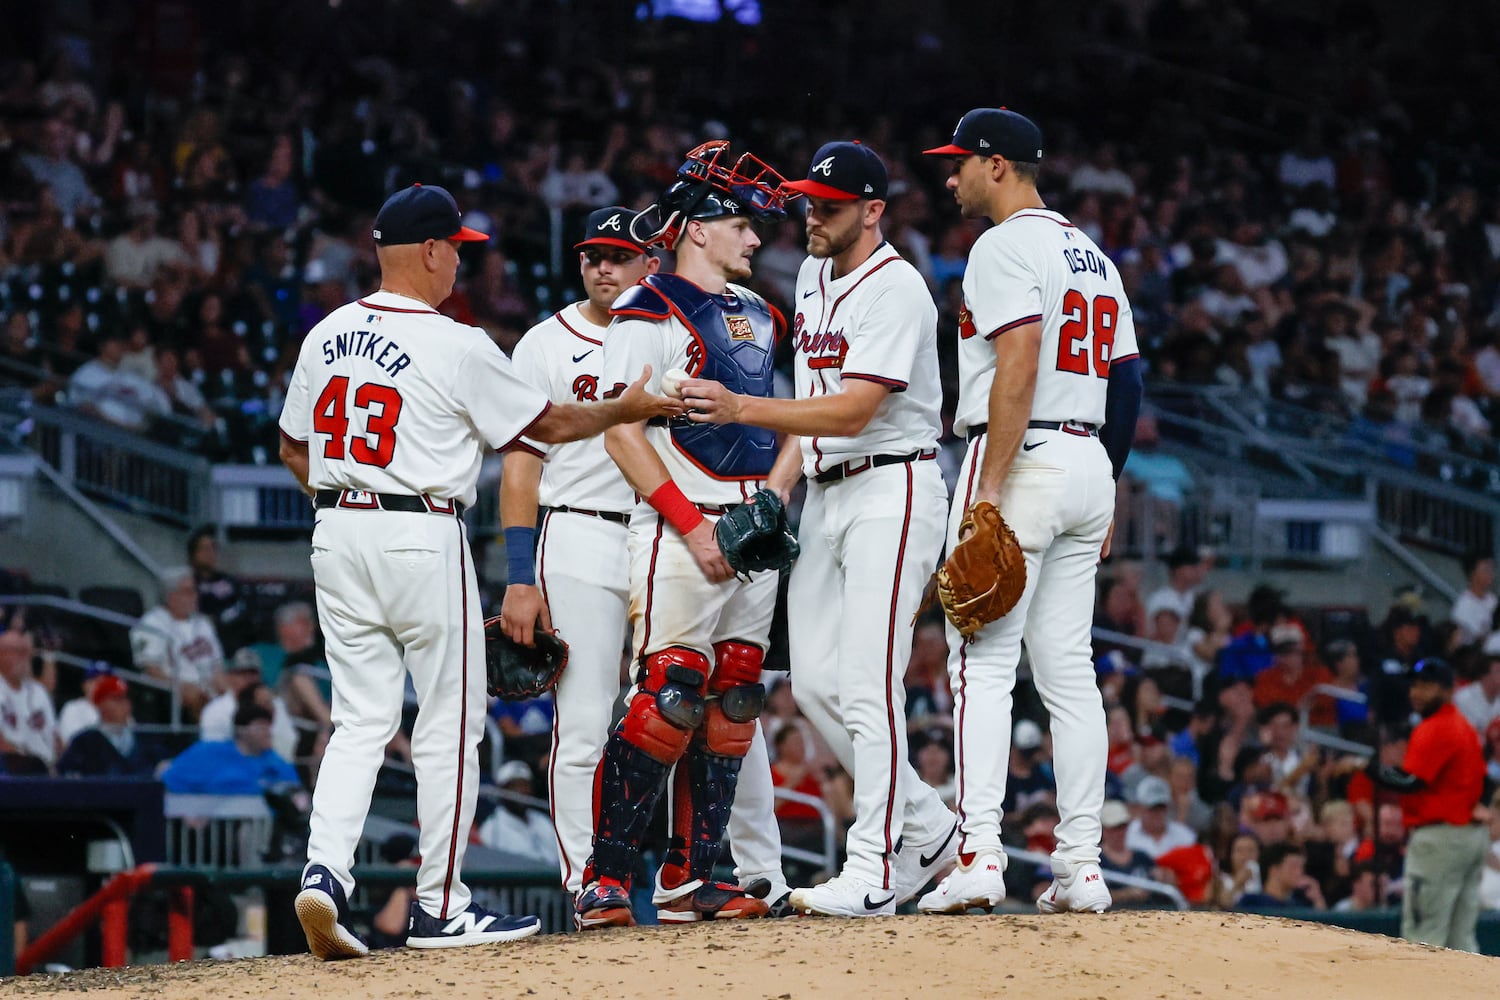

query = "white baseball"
[661,367,690,400]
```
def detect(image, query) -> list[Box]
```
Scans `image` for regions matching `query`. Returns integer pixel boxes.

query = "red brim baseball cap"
[452,225,490,242]
[783,142,887,201]
[923,108,1044,163]
[374,183,491,245]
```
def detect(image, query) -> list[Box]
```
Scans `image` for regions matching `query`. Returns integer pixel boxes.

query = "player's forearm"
[766,436,804,498]
[278,436,313,496]
[529,400,619,444]
[737,389,881,438]
[603,423,673,499]
[499,450,544,530]
[974,326,1040,504]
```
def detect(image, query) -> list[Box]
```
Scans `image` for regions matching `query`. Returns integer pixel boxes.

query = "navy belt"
[314,489,465,517]
[543,504,629,525]
[814,449,938,485]
[966,420,1099,441]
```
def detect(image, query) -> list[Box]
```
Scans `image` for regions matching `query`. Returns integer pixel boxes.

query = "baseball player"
[501,207,794,913]
[574,141,794,929]
[278,183,682,958]
[916,110,1143,914]
[680,141,959,917]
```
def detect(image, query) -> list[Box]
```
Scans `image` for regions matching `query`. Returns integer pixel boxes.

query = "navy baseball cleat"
[405,899,541,949]
[295,864,369,961]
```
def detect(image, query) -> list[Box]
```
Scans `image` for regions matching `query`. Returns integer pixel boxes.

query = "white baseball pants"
[304,507,484,920]
[788,460,954,889]
[536,510,631,896]
[946,429,1114,871]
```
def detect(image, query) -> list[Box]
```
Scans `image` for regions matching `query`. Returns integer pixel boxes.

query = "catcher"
[576,140,800,929]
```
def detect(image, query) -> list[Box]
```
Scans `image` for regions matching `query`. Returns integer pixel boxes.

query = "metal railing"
[1300,684,1374,757]
[163,795,275,869]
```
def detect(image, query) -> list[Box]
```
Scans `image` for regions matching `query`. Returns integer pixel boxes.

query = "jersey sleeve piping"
[841,372,907,392]
[495,400,553,454]
[984,313,1043,340]
[279,427,308,445]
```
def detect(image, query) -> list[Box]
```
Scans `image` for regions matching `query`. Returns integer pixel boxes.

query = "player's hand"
[684,519,734,583]
[1101,518,1116,560]
[500,584,552,645]
[679,378,741,424]
[615,365,688,423]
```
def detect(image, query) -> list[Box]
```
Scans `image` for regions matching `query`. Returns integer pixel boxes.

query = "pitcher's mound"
[3,911,1496,999]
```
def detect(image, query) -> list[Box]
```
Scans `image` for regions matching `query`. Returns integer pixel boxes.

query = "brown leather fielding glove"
[936,501,1026,639]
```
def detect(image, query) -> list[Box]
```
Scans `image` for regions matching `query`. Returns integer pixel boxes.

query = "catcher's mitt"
[935,501,1026,638]
[483,616,569,699]
[715,489,800,574]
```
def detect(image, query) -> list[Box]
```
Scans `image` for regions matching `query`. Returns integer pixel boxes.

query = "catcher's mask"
[630,140,798,250]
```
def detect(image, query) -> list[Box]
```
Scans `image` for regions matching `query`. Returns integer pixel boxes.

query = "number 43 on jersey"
[313,375,404,468]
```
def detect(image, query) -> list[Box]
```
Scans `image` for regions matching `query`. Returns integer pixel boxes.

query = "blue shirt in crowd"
[160,740,299,795]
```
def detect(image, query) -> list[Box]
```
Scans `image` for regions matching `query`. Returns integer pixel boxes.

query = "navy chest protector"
[612,273,779,478]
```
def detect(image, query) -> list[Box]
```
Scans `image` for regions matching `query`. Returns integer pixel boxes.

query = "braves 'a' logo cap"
[782,141,888,202]
[923,108,1044,163]
[575,205,651,253]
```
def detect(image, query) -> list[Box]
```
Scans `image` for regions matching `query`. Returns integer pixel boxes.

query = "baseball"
[661,367,690,399]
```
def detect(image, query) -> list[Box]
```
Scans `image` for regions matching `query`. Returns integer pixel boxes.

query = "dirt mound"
[2,911,1495,999]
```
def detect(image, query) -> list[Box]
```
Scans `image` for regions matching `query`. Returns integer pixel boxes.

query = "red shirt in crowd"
[1399,702,1486,828]
[771,765,823,822]
[1253,662,1337,727]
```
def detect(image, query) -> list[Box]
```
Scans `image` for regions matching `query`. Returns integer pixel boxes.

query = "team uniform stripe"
[442,516,470,918]
[984,314,1043,340]
[504,441,546,457]
[880,462,915,887]
[497,401,553,454]
[279,428,308,445]
[639,515,666,655]
[537,512,573,890]
[1110,351,1139,364]
[841,372,907,391]
[1006,212,1075,228]
[356,298,439,315]
[954,442,982,855]
[556,311,604,346]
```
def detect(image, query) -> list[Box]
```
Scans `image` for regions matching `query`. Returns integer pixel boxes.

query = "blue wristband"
[503,526,537,586]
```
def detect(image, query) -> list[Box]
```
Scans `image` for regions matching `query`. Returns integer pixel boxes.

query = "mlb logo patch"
[725,315,754,341]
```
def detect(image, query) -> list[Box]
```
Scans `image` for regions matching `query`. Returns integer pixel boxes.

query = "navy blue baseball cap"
[575,206,649,253]
[373,184,489,246]
[1409,658,1455,688]
[782,141,888,201]
[923,108,1044,164]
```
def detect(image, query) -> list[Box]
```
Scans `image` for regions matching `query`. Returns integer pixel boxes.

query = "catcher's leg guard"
[589,648,710,882]
[705,640,765,757]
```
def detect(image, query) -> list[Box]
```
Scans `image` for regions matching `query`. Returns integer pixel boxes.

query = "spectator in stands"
[1167,756,1213,835]
[1305,798,1361,906]
[1479,790,1500,913]
[55,662,110,745]
[1373,605,1427,724]
[1140,596,1187,672]
[1259,703,1315,797]
[55,674,163,777]
[244,133,301,231]
[19,116,100,219]
[1449,550,1497,647]
[1323,639,1371,734]
[913,731,955,807]
[66,331,171,434]
[1332,861,1387,913]
[255,601,331,736]
[1003,719,1057,816]
[130,566,224,719]
[1237,842,1325,910]
[1254,626,1336,727]
[1119,413,1194,552]
[1214,831,1263,908]
[770,724,828,853]
[903,621,953,737]
[1097,799,1158,907]
[1125,775,1197,860]
[369,832,421,950]
[199,649,297,762]
[1217,585,1284,684]
[1146,546,1210,624]
[160,699,299,795]
[1184,589,1233,665]
[1456,644,1500,740]
[0,629,60,775]
[103,200,190,289]
[490,691,553,777]
[477,760,558,869]
[187,526,250,653]
[1353,801,1408,899]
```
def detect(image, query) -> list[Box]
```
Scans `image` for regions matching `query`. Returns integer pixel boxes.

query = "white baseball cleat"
[788,873,897,917]
[892,823,959,905]
[917,849,1007,914]
[1036,861,1112,914]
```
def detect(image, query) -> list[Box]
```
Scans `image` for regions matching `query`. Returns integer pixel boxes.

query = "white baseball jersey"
[792,245,942,474]
[510,302,633,512]
[0,676,58,765]
[279,290,550,508]
[602,283,774,506]
[130,607,224,688]
[954,209,1139,434]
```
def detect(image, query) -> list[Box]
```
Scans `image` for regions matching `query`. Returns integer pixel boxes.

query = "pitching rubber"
[294,888,369,961]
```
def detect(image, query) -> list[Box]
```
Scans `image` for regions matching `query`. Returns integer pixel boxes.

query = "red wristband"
[647,481,704,535]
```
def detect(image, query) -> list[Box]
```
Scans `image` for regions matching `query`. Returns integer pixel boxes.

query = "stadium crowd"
[2,0,1500,942]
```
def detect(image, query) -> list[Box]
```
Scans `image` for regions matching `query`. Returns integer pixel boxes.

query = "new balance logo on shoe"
[863,893,895,910]
[441,911,498,936]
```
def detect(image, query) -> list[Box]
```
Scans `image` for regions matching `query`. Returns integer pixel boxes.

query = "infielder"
[681,141,958,917]
[917,110,1142,914]
[575,141,794,929]
[499,207,792,911]
[278,183,681,957]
